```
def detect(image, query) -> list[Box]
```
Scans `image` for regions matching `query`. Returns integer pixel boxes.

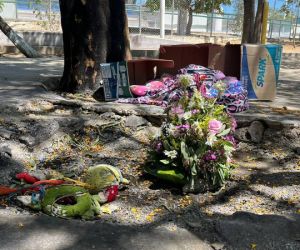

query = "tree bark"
[59,0,131,92]
[0,16,40,58]
[177,8,188,36]
[252,0,264,44]
[124,14,133,60]
[185,7,193,35]
[242,0,255,43]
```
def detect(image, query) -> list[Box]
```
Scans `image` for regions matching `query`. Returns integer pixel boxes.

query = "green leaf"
[191,164,197,176]
[163,140,172,151]
[224,144,234,152]
[156,169,187,185]
[170,138,179,150]
[181,141,189,160]
[196,144,206,157]
[218,168,225,182]
[217,128,231,137]
[160,159,170,165]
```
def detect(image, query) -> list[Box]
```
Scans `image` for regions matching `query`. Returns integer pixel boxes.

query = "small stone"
[248,121,265,143]
[125,115,148,128]
[211,243,225,250]
[0,128,13,139]
[19,135,36,147]
[99,112,121,121]
[234,127,250,142]
[294,147,300,155]
[19,100,54,113]
[30,169,46,180]
[0,145,12,157]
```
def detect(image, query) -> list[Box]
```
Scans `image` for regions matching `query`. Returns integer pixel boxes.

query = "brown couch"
[159,43,241,79]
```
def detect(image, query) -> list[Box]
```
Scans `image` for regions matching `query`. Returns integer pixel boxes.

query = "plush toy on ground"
[1,165,128,220]
[41,185,100,220]
[82,164,129,194]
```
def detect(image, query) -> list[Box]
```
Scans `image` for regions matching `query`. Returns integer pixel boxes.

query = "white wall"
[0,2,17,19]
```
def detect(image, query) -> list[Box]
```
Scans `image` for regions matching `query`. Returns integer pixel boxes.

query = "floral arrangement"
[147,74,237,193]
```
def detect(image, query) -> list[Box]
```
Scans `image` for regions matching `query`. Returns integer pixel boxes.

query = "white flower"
[178,74,194,88]
[183,111,192,120]
[164,150,178,159]
[206,134,217,147]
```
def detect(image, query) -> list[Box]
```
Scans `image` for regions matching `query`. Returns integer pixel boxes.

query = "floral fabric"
[117,65,249,113]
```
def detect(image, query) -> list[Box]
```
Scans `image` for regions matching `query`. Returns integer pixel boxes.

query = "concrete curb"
[282,53,300,59]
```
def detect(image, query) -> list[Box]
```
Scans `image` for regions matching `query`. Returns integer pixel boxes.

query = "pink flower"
[208,119,223,135]
[199,84,207,97]
[224,134,237,148]
[231,118,237,131]
[198,83,214,99]
[191,109,200,115]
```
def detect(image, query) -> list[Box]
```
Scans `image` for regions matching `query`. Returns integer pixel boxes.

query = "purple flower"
[208,119,223,135]
[154,141,163,152]
[224,134,237,148]
[231,118,237,131]
[204,150,218,161]
[191,109,200,115]
[171,105,184,115]
[175,124,190,132]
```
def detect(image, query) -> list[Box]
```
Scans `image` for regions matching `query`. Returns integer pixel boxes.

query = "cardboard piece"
[241,44,282,100]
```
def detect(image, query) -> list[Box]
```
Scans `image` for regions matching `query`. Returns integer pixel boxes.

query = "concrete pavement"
[0,56,63,105]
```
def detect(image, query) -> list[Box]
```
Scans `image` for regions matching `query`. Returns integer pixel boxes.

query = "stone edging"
[282,53,300,59]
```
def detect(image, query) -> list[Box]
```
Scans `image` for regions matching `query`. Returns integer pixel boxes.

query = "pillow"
[130,85,149,97]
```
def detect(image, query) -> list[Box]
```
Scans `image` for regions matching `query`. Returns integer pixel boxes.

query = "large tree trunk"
[0,16,40,58]
[242,0,265,44]
[185,8,193,35]
[252,0,264,43]
[242,0,255,43]
[59,0,131,92]
[177,8,188,36]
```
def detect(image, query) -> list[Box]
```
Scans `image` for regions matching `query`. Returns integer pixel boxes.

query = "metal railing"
[0,0,299,40]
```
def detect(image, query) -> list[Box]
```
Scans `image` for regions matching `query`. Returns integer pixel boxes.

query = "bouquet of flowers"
[147,74,237,193]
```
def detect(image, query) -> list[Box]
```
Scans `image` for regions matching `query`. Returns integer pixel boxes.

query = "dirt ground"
[0,96,299,227]
[0,43,299,249]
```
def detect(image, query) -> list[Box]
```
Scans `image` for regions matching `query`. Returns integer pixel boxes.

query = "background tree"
[28,0,60,31]
[280,0,300,47]
[242,0,264,43]
[230,0,243,34]
[145,0,230,35]
[59,0,131,93]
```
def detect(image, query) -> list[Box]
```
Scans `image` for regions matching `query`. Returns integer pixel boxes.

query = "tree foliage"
[145,0,230,35]
[280,0,300,16]
[28,0,60,31]
[230,0,243,34]
[145,0,230,14]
